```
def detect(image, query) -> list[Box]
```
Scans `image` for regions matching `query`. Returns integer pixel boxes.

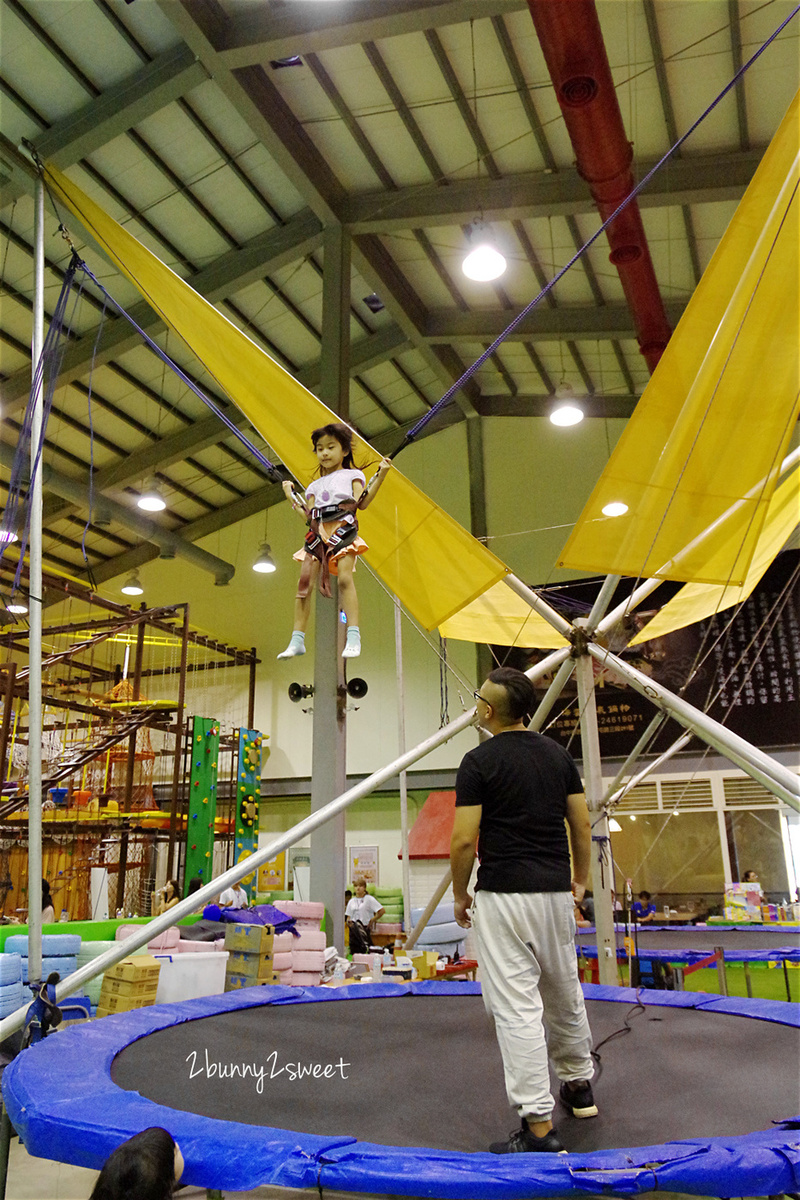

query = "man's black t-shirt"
[455,730,583,893]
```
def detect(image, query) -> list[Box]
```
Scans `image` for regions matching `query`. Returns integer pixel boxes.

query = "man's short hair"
[486,667,536,723]
[638,890,651,900]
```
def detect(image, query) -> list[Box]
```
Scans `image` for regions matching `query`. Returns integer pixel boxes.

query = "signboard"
[349,846,379,888]
[493,552,800,759]
[256,852,286,893]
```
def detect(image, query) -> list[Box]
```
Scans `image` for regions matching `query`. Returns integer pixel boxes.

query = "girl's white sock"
[277,630,306,659]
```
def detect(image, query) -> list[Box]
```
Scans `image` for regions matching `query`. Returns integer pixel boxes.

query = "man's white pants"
[473,890,594,1121]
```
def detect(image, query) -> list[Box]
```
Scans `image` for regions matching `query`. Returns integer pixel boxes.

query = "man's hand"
[454,893,473,928]
[571,880,586,905]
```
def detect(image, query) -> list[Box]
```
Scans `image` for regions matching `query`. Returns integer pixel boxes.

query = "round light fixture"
[7,595,27,615]
[252,542,277,574]
[462,220,507,282]
[608,817,622,832]
[602,501,629,517]
[121,572,144,596]
[549,382,585,427]
[0,529,19,544]
[137,479,166,512]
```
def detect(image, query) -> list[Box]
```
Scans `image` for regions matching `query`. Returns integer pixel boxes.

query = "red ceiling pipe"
[527,0,672,373]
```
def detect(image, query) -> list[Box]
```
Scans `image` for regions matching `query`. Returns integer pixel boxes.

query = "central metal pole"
[309,223,350,952]
[574,634,617,986]
[27,175,45,984]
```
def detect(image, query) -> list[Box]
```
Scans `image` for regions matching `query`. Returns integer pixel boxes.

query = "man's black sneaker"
[559,1080,598,1118]
[489,1120,566,1154]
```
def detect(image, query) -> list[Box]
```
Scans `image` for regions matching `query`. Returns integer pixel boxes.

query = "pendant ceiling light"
[549,382,585,427]
[137,479,166,512]
[6,593,28,615]
[252,542,277,574]
[121,572,144,596]
[462,219,507,282]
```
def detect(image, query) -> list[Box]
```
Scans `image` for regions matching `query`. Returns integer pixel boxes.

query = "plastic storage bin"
[153,951,228,1004]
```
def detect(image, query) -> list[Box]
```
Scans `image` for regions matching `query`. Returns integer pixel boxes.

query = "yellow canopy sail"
[558,91,800,587]
[44,164,509,633]
[630,462,800,645]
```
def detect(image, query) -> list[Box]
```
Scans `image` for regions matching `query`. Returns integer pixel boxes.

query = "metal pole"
[602,712,667,803]
[605,731,693,809]
[394,597,411,935]
[0,645,570,1038]
[27,176,45,987]
[574,644,617,985]
[167,604,190,880]
[715,946,728,996]
[586,644,800,808]
[529,656,575,732]
[247,648,256,729]
[504,574,574,640]
[586,575,621,629]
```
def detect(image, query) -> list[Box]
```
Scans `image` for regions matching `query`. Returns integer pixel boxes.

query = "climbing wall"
[182,717,220,892]
[234,728,263,901]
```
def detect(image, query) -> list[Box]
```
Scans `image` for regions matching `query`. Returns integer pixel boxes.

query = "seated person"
[574,901,591,927]
[632,890,657,923]
[155,879,180,915]
[41,878,56,924]
[218,880,248,910]
[345,878,384,955]
[579,890,595,923]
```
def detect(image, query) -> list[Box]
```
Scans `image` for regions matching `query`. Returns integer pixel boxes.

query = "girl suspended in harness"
[278,423,391,660]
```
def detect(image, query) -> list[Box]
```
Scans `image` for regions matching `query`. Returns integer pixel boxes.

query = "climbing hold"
[191,844,197,851]
[193,781,199,788]
[203,797,208,804]
[192,814,197,820]
[195,761,201,768]
[205,851,210,858]
[196,736,201,743]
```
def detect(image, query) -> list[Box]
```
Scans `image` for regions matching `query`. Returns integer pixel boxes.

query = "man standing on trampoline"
[451,667,596,1154]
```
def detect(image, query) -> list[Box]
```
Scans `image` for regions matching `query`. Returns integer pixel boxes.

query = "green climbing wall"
[234,727,264,901]
[183,716,220,893]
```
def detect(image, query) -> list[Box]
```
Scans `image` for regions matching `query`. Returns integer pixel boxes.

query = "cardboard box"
[409,950,439,980]
[95,991,157,1015]
[104,955,162,986]
[224,924,275,954]
[100,974,160,1000]
[226,949,274,981]
[224,970,280,991]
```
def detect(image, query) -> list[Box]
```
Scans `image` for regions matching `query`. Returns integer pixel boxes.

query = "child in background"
[278,424,391,660]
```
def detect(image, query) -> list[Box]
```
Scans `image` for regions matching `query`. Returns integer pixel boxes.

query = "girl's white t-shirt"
[305,468,365,508]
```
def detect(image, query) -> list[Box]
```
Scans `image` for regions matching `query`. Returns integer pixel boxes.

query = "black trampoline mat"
[110,995,800,1154]
[576,928,800,952]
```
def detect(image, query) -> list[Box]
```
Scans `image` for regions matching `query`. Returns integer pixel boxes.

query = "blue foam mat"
[3,982,798,1197]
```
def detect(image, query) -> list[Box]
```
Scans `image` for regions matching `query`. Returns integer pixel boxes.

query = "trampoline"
[3,981,799,1198]
[576,923,800,965]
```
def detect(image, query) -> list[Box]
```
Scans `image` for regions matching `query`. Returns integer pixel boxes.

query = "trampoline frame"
[3,981,799,1199]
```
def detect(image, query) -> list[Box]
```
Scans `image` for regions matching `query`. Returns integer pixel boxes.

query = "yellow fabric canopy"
[629,463,800,645]
[44,164,509,633]
[558,90,800,587]
[438,579,568,648]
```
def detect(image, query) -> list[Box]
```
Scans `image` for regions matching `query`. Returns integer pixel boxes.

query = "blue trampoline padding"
[5,934,81,956]
[414,920,464,944]
[576,945,800,963]
[4,981,800,1198]
[0,953,22,985]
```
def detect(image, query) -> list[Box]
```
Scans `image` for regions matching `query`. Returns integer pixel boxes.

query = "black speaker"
[288,682,314,703]
[347,677,368,699]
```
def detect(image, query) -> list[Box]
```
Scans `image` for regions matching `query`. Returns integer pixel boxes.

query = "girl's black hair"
[311,423,356,470]
[89,1127,178,1200]
[165,878,179,898]
[42,878,52,901]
